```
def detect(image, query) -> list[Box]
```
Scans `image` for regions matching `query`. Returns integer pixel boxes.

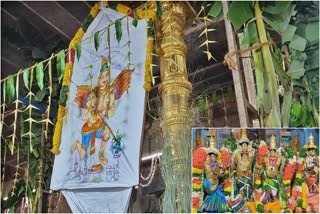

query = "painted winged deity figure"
[71,58,133,174]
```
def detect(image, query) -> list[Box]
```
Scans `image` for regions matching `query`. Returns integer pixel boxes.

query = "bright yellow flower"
[62,63,73,86]
[283,179,291,185]
[192,167,203,174]
[192,183,201,189]
[116,3,131,15]
[90,3,100,18]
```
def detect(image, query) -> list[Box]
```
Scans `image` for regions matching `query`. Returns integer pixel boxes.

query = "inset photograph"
[192,128,319,213]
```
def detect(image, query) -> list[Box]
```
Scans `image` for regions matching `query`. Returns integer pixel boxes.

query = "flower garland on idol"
[293,146,308,212]
[254,140,268,213]
[191,147,207,213]
[51,2,156,154]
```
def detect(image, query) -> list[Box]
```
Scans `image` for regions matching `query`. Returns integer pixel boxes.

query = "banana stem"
[254,1,281,127]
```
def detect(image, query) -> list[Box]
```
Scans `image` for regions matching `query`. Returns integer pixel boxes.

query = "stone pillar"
[158,1,192,212]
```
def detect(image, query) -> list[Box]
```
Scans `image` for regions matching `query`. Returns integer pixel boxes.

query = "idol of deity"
[198,141,231,213]
[261,134,282,203]
[291,131,300,157]
[193,129,205,152]
[305,132,319,193]
[232,129,254,201]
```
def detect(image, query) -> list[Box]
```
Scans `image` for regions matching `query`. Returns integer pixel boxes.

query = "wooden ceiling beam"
[20,1,81,40]
[1,2,55,41]
[56,1,91,24]
[1,41,32,77]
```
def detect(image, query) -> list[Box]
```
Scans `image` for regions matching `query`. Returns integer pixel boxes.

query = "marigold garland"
[143,37,154,91]
[192,147,207,213]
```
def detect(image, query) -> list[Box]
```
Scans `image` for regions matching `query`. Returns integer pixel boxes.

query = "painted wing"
[75,85,91,108]
[112,69,134,100]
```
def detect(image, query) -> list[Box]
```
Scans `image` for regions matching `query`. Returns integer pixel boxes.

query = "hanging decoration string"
[140,156,158,187]
[0,2,155,84]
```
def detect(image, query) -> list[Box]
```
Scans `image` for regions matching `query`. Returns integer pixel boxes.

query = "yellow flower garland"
[143,37,154,91]
[90,3,100,17]
[192,167,202,174]
[51,2,99,154]
[70,28,85,49]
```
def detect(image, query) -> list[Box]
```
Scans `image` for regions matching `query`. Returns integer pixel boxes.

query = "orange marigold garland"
[192,147,207,212]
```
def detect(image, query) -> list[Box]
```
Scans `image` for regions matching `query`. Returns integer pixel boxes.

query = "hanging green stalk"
[37,114,46,213]
[197,5,216,61]
[254,1,281,127]
[126,16,132,69]
[0,82,6,137]
[1,142,7,194]
[43,56,54,140]
[10,71,22,154]
[23,68,37,152]
[11,144,20,196]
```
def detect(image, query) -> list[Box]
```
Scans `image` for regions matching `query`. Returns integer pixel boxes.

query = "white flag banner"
[51,7,147,190]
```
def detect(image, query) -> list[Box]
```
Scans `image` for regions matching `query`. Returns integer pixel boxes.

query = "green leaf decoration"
[208,1,222,18]
[94,31,99,51]
[147,20,155,37]
[263,1,291,14]
[36,62,44,90]
[115,19,122,44]
[56,50,66,83]
[299,146,307,158]
[76,42,81,61]
[227,1,253,31]
[35,89,47,102]
[132,9,138,27]
[32,148,39,158]
[227,86,234,100]
[156,1,163,18]
[198,96,206,113]
[212,91,218,107]
[23,69,30,90]
[241,22,258,45]
[6,75,15,101]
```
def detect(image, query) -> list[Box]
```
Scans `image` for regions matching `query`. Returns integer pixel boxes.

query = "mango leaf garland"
[6,75,15,101]
[56,50,66,83]
[76,42,81,61]
[94,31,100,51]
[36,62,44,90]
[132,9,138,27]
[115,19,122,44]
[23,69,30,90]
